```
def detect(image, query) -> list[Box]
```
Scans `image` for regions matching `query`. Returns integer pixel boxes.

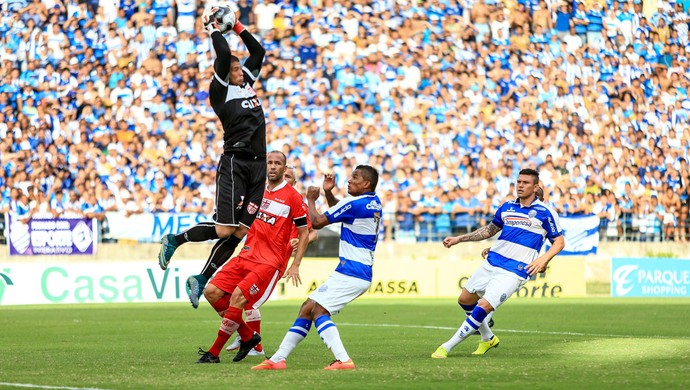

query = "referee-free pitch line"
[247,321,690,340]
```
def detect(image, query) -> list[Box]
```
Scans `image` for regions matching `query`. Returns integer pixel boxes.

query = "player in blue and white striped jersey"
[253,165,381,371]
[432,168,565,358]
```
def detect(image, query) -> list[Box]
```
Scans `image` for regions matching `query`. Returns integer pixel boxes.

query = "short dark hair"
[356,165,379,192]
[230,55,240,64]
[519,168,540,184]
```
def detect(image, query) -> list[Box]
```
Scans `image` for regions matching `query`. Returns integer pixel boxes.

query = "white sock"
[270,332,305,363]
[270,318,311,363]
[442,309,485,352]
[316,315,350,362]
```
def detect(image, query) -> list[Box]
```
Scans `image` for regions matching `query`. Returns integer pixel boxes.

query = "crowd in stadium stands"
[0,0,689,243]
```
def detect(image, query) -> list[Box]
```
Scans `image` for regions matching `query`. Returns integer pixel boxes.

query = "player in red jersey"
[196,151,310,364]
[225,164,318,355]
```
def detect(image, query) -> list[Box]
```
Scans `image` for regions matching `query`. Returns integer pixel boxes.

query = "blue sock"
[460,303,476,316]
[467,306,488,329]
[289,318,312,337]
[315,315,336,335]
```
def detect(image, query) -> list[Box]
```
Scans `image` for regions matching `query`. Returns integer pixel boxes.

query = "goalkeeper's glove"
[202,7,220,34]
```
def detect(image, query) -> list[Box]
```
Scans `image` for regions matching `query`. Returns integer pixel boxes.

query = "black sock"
[200,234,242,280]
[175,222,219,244]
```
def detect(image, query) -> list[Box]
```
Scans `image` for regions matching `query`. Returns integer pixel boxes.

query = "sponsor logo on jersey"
[241,96,261,109]
[332,204,352,218]
[256,211,277,225]
[548,216,557,232]
[366,200,382,211]
[504,216,532,227]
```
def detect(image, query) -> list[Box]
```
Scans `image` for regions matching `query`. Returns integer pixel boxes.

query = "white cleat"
[226,335,241,352]
[248,348,265,356]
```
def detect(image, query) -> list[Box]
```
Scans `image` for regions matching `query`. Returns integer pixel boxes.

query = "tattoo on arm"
[456,223,501,243]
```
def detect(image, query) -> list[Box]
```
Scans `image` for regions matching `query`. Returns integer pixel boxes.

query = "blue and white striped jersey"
[488,199,563,279]
[325,192,382,282]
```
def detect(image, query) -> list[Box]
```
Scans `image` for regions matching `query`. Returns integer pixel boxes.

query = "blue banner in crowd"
[611,258,690,297]
[104,212,213,242]
[552,214,600,255]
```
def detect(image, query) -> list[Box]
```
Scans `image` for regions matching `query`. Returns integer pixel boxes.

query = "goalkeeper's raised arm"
[231,16,265,82]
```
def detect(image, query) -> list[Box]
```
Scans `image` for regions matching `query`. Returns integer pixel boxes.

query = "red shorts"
[209,256,281,309]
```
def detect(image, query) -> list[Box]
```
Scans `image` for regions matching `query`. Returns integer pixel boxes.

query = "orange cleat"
[251,359,287,370]
[324,359,355,370]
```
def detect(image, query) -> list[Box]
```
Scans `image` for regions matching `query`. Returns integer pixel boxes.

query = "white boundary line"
[255,321,690,340]
[0,383,107,390]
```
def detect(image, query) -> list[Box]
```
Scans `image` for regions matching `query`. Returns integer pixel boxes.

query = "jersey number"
[373,214,381,244]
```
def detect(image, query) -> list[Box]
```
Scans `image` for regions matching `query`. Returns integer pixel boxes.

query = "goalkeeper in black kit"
[158,6,267,309]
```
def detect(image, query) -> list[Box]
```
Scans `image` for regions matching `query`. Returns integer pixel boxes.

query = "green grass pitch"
[1,298,689,389]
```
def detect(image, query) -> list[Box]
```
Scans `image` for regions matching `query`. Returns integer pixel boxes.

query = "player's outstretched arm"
[202,7,232,81]
[233,22,265,79]
[322,173,339,207]
[211,30,232,82]
[443,222,502,248]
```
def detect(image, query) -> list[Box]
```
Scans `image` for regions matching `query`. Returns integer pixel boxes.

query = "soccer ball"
[203,2,238,34]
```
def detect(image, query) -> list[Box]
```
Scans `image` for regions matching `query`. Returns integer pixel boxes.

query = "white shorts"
[309,272,371,316]
[464,260,527,310]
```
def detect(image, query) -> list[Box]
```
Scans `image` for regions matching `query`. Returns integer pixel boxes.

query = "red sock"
[226,306,253,341]
[246,319,262,351]
[210,295,231,317]
[209,329,231,357]
[208,316,239,357]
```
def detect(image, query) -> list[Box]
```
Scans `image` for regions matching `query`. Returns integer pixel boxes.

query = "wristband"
[233,21,246,34]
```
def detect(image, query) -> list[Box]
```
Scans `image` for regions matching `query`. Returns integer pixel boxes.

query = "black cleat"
[474,318,495,335]
[233,333,262,362]
[196,348,220,364]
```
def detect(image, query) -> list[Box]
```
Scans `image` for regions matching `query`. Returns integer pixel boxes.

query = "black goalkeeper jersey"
[211,66,266,158]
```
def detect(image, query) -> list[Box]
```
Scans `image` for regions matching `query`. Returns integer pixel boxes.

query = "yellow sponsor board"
[273,258,587,300]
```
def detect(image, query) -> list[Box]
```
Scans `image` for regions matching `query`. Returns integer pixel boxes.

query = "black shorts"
[214,153,266,227]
